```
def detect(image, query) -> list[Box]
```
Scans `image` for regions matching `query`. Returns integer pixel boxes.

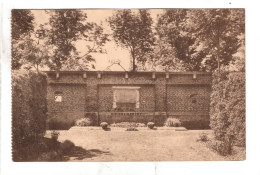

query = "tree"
[156,9,204,71]
[186,9,245,72]
[108,9,155,71]
[13,34,50,72]
[44,10,109,70]
[145,37,186,71]
[229,34,245,71]
[11,10,34,40]
[11,10,34,70]
[156,9,245,72]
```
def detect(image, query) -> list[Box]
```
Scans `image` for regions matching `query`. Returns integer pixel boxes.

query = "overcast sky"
[31,9,163,71]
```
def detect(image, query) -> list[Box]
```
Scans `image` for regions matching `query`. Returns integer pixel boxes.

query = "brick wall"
[167,85,211,112]
[46,71,212,129]
[47,84,86,125]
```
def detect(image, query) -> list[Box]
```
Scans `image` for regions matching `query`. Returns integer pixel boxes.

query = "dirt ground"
[45,129,245,162]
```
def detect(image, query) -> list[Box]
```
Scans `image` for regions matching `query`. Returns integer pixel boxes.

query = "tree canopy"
[109,9,155,71]
[156,9,245,72]
[11,10,35,70]
[11,9,245,72]
[44,10,109,70]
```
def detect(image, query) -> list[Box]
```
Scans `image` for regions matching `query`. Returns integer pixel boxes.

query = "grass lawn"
[45,129,245,162]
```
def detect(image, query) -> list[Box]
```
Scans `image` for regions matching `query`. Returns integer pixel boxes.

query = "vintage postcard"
[1,1,260,174]
[11,8,246,162]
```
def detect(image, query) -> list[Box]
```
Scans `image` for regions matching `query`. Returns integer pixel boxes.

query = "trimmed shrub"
[210,72,245,146]
[75,118,92,126]
[197,132,210,142]
[100,122,109,130]
[164,118,182,127]
[12,70,48,161]
[147,122,155,129]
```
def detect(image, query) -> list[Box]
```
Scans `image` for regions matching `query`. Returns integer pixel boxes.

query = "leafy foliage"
[125,127,138,131]
[210,71,245,146]
[207,138,233,156]
[156,9,245,72]
[11,10,35,70]
[44,10,109,70]
[12,71,48,160]
[156,9,200,71]
[197,132,210,142]
[11,10,34,40]
[147,122,155,129]
[100,122,109,130]
[12,35,50,72]
[110,122,146,128]
[109,10,155,71]
[51,130,60,140]
[75,118,92,126]
[164,118,182,127]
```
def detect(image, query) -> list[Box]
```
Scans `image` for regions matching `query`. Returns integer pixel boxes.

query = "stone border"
[68,126,187,131]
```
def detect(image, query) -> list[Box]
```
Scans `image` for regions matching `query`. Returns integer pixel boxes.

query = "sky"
[31,9,164,71]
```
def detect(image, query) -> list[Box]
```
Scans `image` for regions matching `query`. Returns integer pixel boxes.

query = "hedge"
[210,71,245,146]
[12,70,48,161]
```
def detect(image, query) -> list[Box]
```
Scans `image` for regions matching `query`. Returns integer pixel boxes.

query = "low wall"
[47,111,210,130]
[98,112,154,124]
[168,113,210,129]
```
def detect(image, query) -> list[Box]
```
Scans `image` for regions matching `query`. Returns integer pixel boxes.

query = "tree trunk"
[131,50,136,72]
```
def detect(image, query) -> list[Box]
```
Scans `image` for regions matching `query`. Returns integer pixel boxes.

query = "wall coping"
[44,71,211,75]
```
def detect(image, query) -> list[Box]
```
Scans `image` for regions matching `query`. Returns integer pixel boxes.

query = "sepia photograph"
[10,8,246,162]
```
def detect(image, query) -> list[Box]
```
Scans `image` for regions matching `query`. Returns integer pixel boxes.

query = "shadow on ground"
[63,146,111,161]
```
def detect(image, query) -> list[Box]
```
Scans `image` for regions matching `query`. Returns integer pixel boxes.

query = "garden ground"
[45,128,245,161]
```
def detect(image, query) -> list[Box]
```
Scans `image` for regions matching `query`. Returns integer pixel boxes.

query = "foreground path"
[45,129,241,161]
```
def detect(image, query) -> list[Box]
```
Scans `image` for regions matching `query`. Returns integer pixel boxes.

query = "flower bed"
[110,122,146,128]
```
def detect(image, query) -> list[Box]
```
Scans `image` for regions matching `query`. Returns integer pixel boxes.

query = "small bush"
[59,140,75,154]
[136,123,146,127]
[75,118,92,127]
[85,113,98,126]
[100,122,109,130]
[197,132,209,142]
[164,118,182,127]
[207,138,233,156]
[126,127,138,131]
[147,122,155,129]
[51,130,60,141]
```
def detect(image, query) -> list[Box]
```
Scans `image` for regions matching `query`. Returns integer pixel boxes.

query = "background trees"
[12,9,109,71]
[108,9,155,71]
[44,10,109,70]
[155,9,245,72]
[11,10,35,70]
[11,9,245,72]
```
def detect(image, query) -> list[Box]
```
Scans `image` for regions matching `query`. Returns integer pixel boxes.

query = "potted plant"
[147,122,155,129]
[100,122,109,130]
